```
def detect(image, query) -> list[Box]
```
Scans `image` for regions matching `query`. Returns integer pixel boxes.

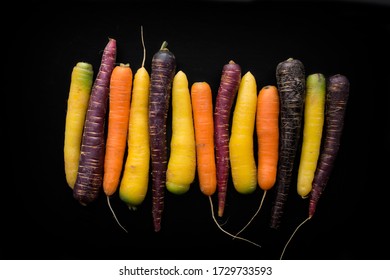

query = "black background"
[6,0,390,260]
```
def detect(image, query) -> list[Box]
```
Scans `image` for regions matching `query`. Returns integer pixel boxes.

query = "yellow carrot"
[229,71,257,194]
[119,27,151,209]
[119,66,151,208]
[64,62,93,189]
[166,70,196,195]
[297,73,326,198]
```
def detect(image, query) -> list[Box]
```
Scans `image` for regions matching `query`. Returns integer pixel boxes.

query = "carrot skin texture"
[229,71,257,194]
[103,63,133,196]
[166,71,196,195]
[297,73,326,198]
[73,38,117,206]
[119,67,150,208]
[256,85,280,190]
[270,58,305,229]
[214,60,241,217]
[191,82,217,196]
[149,42,176,232]
[64,62,93,189]
[309,74,350,217]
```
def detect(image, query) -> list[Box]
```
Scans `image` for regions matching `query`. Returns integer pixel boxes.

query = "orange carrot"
[103,63,133,196]
[191,81,261,248]
[257,85,280,192]
[190,82,217,197]
[234,85,279,238]
[102,63,133,233]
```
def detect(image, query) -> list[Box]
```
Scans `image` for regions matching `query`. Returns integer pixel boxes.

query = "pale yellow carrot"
[119,66,151,208]
[166,70,196,195]
[297,73,326,198]
[229,71,257,194]
[64,62,93,189]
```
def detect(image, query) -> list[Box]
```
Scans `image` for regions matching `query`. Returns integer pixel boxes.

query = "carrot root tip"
[107,196,128,234]
[233,190,267,239]
[209,196,261,248]
[280,216,311,260]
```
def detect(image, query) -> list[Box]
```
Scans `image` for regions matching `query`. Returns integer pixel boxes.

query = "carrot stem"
[141,26,146,68]
[160,41,168,50]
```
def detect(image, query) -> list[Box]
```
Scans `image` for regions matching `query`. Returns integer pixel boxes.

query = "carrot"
[190,82,216,197]
[229,71,257,195]
[234,85,279,237]
[191,81,260,248]
[269,57,305,229]
[280,74,350,260]
[102,63,133,233]
[149,41,176,232]
[309,74,350,217]
[64,62,93,189]
[119,28,151,209]
[103,63,133,197]
[297,73,326,198]
[257,85,280,192]
[214,60,241,217]
[73,38,117,206]
[166,70,196,195]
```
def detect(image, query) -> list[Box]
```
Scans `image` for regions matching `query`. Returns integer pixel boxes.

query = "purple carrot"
[73,38,117,206]
[214,60,241,217]
[270,57,305,229]
[149,41,176,232]
[309,74,350,218]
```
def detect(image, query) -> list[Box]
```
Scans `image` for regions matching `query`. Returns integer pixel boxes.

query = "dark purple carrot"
[149,41,176,232]
[214,60,241,217]
[280,74,350,260]
[270,57,305,230]
[309,74,350,218]
[73,38,117,206]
